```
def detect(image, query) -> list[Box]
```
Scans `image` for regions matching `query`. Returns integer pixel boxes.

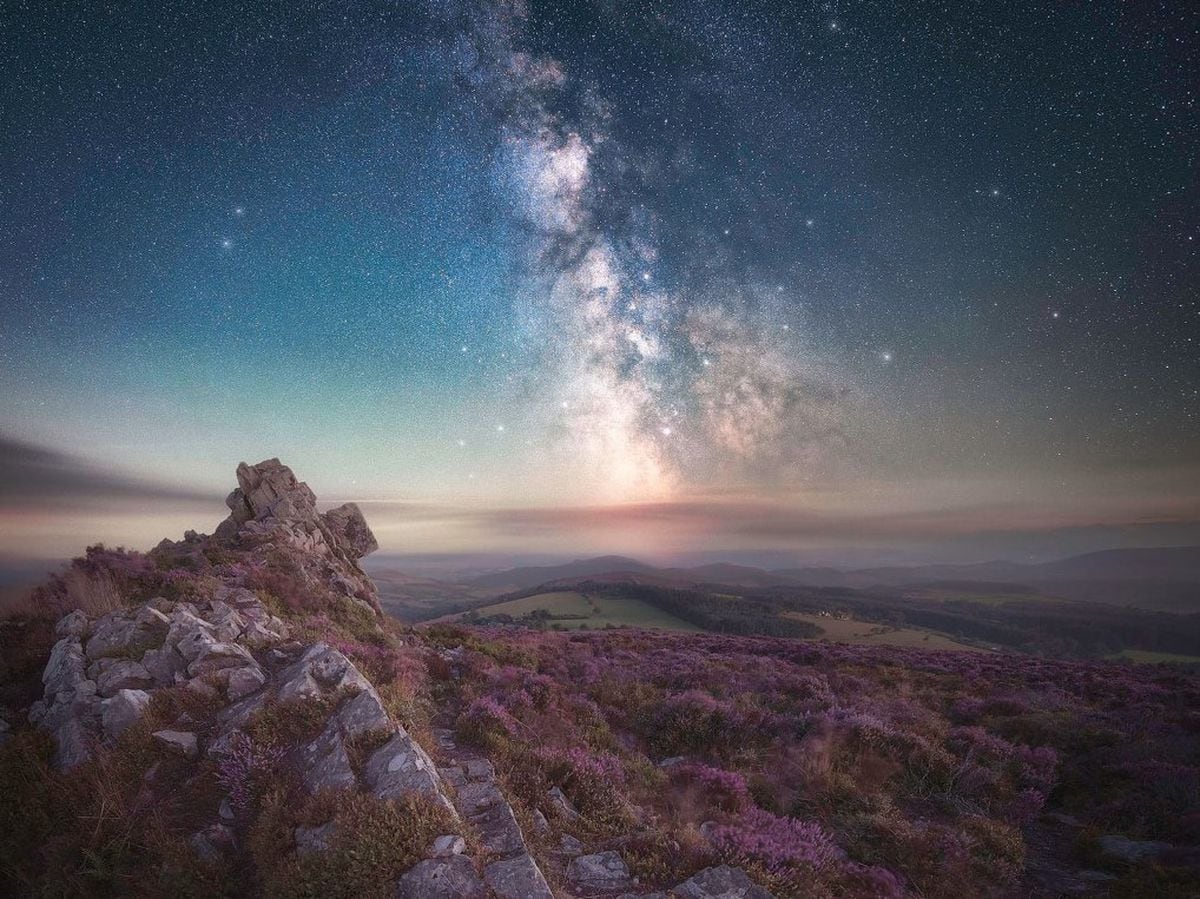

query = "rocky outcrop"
[211,458,380,610]
[21,458,778,899]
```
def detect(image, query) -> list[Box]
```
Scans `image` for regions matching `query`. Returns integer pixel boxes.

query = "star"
[220,238,233,249]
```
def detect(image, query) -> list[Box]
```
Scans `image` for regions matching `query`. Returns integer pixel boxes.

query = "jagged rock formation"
[22,459,774,898]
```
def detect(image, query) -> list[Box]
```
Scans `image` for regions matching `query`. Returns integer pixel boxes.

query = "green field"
[1113,649,1200,665]
[905,588,1053,606]
[783,611,987,652]
[455,590,702,632]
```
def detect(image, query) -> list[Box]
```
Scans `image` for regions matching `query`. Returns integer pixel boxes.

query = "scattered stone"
[699,820,720,841]
[55,609,88,639]
[218,797,235,821]
[85,606,169,661]
[657,756,688,768]
[225,664,267,701]
[568,850,633,892]
[101,688,151,739]
[294,821,337,854]
[675,865,774,899]
[474,800,525,856]
[96,660,155,696]
[464,757,495,780]
[43,638,88,698]
[152,729,198,759]
[484,853,555,899]
[439,765,468,788]
[531,808,551,835]
[142,646,187,686]
[185,677,221,700]
[430,834,467,857]
[548,785,580,820]
[559,834,584,856]
[397,856,487,899]
[1097,834,1173,865]
[187,640,256,677]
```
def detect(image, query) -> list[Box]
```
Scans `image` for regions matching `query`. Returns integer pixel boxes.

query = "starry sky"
[1,0,1197,564]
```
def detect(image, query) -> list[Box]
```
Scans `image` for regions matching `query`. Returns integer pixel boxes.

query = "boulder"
[298,720,357,794]
[276,644,373,702]
[152,729,199,759]
[332,686,390,738]
[101,688,151,740]
[95,660,155,696]
[55,609,88,639]
[675,866,774,899]
[474,800,525,856]
[464,757,495,780]
[86,606,169,661]
[43,638,88,698]
[559,834,584,856]
[225,665,267,701]
[321,502,379,559]
[142,646,187,686]
[187,640,256,677]
[397,856,488,899]
[363,729,452,813]
[567,851,633,892]
[483,853,554,899]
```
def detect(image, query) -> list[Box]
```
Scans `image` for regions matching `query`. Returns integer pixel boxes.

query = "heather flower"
[710,808,843,874]
[216,732,284,811]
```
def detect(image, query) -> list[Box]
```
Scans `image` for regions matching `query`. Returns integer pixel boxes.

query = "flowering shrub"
[710,808,842,873]
[216,732,284,811]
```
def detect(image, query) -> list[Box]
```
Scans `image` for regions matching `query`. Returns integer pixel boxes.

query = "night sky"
[1,0,1197,562]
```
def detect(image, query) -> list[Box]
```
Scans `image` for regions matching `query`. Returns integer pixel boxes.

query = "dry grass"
[0,568,125,622]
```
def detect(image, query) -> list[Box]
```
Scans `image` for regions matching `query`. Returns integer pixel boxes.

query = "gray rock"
[439,766,468,788]
[96,660,154,696]
[548,785,580,820]
[1097,834,1173,864]
[225,664,267,701]
[276,643,373,702]
[141,646,187,686]
[475,800,525,856]
[430,834,467,857]
[298,720,357,794]
[531,808,551,835]
[559,834,584,856]
[219,797,235,821]
[464,757,495,780]
[484,853,555,899]
[568,850,633,892]
[101,688,151,740]
[49,712,96,769]
[187,640,255,677]
[86,606,169,661]
[363,729,452,812]
[456,780,506,817]
[321,502,379,559]
[43,638,88,698]
[55,609,88,639]
[152,729,198,759]
[397,856,487,899]
[333,686,390,738]
[294,821,337,854]
[675,865,775,899]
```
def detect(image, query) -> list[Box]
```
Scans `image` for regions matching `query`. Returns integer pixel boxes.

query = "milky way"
[0,0,1196,560]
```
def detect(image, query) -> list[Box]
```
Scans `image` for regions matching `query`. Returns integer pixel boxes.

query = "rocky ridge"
[24,459,767,898]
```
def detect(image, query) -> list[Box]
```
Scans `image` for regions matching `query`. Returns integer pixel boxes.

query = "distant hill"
[465,555,654,590]
[464,547,1200,613]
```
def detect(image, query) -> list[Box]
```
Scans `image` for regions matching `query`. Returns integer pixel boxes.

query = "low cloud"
[0,435,217,511]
